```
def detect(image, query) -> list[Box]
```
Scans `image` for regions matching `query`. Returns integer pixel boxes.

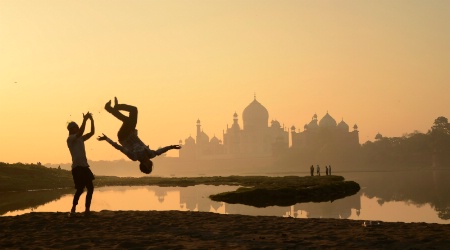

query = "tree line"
[361,116,450,168]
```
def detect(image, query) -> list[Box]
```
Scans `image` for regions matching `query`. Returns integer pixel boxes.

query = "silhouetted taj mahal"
[179,96,359,160]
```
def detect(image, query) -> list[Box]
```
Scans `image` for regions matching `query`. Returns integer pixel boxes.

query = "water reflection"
[2,170,450,224]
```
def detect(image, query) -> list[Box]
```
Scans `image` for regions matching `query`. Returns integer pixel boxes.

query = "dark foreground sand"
[1,211,450,249]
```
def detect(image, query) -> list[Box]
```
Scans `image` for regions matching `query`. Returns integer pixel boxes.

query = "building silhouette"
[179,96,289,159]
[179,96,359,161]
[291,112,359,151]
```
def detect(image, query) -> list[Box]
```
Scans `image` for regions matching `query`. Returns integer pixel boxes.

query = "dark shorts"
[72,166,95,190]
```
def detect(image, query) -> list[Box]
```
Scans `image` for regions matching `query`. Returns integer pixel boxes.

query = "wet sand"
[1,210,450,249]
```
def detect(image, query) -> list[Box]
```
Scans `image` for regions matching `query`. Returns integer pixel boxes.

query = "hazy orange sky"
[1,1,449,164]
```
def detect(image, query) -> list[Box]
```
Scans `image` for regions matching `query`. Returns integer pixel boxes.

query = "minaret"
[196,119,201,139]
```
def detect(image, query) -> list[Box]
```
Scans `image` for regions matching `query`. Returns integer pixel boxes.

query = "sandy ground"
[1,210,450,249]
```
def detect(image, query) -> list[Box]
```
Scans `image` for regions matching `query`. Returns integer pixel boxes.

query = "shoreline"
[2,210,450,249]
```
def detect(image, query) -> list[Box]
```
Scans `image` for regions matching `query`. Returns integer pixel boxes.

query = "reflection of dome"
[319,112,337,128]
[337,119,349,132]
[242,97,269,130]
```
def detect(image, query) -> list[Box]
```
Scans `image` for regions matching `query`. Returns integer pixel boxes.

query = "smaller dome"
[337,119,349,131]
[291,125,296,131]
[199,130,209,141]
[233,112,238,118]
[185,136,195,145]
[353,124,358,131]
[210,135,220,144]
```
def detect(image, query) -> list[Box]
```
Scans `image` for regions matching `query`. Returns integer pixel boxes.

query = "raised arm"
[75,112,89,138]
[82,113,95,141]
[97,134,126,152]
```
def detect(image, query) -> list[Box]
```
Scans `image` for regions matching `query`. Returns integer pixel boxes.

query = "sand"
[1,211,450,249]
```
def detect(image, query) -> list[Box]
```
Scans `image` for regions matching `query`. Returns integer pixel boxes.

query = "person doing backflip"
[67,112,95,215]
[97,97,180,174]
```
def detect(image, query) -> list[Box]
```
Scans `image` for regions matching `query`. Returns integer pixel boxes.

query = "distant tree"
[430,116,450,135]
[428,116,450,167]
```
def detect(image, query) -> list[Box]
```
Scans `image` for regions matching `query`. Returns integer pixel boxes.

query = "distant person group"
[309,165,332,176]
[66,97,181,216]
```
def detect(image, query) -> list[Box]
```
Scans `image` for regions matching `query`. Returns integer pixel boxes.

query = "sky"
[1,0,449,164]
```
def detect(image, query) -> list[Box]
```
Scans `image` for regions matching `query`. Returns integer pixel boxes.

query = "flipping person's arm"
[155,145,181,156]
[97,134,126,153]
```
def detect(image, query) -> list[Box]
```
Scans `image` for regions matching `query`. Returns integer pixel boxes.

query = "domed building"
[291,112,359,154]
[179,96,289,159]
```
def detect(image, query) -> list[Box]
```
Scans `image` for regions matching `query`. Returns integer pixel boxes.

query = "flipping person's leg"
[115,101,138,141]
[105,100,128,121]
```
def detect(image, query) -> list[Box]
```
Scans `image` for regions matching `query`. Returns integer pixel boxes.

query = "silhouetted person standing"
[317,165,320,176]
[67,112,95,216]
[325,166,329,176]
[310,165,314,176]
[98,97,181,174]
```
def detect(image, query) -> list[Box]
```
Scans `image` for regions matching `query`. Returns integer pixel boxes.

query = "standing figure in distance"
[316,165,320,176]
[310,165,314,176]
[67,112,95,216]
[97,97,181,174]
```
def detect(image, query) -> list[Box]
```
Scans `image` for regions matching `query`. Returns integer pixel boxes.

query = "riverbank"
[1,210,450,249]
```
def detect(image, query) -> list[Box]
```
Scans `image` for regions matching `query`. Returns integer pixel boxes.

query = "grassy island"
[209,175,360,207]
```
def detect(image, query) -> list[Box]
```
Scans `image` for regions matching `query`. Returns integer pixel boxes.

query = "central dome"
[242,97,269,130]
[319,112,337,128]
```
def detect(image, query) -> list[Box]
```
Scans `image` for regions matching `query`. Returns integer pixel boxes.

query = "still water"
[2,170,450,224]
[0,184,448,224]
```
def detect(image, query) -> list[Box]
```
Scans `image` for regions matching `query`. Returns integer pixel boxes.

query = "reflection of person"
[98,97,181,174]
[310,165,314,176]
[317,165,320,176]
[67,112,95,215]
